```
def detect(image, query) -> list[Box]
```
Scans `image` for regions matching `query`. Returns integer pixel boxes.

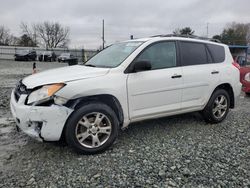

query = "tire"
[246,92,250,97]
[65,102,119,154]
[202,89,230,123]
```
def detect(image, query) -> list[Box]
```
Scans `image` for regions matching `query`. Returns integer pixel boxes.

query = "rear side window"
[207,44,225,63]
[180,42,208,66]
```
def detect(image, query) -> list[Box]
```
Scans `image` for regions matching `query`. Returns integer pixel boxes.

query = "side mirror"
[133,60,151,73]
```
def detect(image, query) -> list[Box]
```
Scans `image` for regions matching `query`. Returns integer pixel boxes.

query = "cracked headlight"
[244,72,250,82]
[27,83,65,105]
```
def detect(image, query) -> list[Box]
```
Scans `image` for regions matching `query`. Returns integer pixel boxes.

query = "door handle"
[211,70,219,74]
[171,74,182,79]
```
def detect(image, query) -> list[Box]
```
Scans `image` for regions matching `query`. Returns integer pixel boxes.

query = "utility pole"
[206,22,209,38]
[102,19,105,49]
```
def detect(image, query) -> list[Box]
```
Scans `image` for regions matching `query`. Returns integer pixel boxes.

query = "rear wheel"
[202,89,230,123]
[65,103,119,154]
[246,92,250,97]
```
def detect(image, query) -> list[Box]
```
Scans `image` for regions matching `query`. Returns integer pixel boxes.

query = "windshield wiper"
[84,64,96,67]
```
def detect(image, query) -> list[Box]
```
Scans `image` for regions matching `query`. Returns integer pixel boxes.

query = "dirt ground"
[0,60,250,187]
[0,60,66,169]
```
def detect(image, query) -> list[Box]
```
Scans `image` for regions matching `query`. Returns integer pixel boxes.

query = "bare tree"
[0,25,13,45]
[34,21,70,48]
[20,22,38,46]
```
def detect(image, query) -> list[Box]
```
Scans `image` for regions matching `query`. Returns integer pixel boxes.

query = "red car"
[240,66,250,96]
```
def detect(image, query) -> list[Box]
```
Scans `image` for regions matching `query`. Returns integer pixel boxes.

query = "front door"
[127,41,183,121]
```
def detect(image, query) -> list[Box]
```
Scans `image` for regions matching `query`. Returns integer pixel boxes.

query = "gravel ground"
[0,60,250,187]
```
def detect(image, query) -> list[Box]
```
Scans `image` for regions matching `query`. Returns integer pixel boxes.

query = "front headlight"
[27,83,65,105]
[244,73,250,82]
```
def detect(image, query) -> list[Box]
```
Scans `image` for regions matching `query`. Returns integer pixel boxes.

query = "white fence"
[0,45,97,62]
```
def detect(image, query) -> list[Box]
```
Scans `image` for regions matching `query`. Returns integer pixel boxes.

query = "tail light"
[232,61,240,70]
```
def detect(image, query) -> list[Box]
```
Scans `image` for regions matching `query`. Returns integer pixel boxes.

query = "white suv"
[10,36,242,154]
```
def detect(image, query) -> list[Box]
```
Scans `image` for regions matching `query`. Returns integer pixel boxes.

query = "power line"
[102,19,105,49]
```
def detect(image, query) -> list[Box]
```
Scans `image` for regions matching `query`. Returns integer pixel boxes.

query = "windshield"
[85,41,143,68]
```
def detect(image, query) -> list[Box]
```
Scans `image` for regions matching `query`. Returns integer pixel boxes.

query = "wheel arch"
[60,94,124,142]
[212,83,235,108]
[64,94,124,126]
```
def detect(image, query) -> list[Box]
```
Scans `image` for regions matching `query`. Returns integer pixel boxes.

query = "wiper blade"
[85,64,96,67]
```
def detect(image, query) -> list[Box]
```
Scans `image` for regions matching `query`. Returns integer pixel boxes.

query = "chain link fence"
[0,45,97,63]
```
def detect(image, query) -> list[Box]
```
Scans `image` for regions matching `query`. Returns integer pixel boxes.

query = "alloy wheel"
[212,95,228,119]
[75,112,112,148]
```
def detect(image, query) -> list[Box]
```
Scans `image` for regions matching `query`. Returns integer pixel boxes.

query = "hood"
[22,65,110,89]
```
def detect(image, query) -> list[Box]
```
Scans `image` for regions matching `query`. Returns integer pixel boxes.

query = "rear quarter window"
[207,44,225,63]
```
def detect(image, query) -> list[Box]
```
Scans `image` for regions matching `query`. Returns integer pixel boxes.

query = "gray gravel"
[0,60,250,187]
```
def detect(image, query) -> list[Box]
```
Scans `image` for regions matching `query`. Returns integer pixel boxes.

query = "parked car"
[10,36,241,154]
[235,55,250,66]
[38,51,56,62]
[14,50,37,61]
[58,53,74,62]
[240,66,250,96]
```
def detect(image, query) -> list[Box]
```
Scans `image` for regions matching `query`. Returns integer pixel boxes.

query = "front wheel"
[65,103,119,154]
[246,92,250,97]
[202,89,230,123]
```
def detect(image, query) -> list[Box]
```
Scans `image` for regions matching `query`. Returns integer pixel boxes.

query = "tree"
[0,25,13,45]
[212,35,222,41]
[35,21,70,48]
[20,22,38,46]
[173,27,195,35]
[18,34,36,47]
[213,22,250,45]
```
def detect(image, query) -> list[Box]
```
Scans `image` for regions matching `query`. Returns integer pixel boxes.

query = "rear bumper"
[10,90,73,141]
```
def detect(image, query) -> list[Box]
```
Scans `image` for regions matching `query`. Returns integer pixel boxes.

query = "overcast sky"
[0,0,249,49]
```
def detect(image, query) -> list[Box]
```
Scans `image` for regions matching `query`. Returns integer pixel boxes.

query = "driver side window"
[135,41,177,70]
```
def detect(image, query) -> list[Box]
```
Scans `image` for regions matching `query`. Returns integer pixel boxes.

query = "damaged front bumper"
[10,90,73,141]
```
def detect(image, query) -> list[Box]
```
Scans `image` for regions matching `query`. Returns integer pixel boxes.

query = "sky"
[0,0,249,49]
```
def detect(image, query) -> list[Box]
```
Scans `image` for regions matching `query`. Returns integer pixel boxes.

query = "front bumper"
[241,80,250,93]
[10,90,73,141]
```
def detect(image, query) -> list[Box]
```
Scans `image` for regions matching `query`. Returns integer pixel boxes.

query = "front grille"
[14,80,30,102]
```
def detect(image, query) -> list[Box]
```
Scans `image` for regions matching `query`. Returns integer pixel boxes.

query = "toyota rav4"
[10,36,242,154]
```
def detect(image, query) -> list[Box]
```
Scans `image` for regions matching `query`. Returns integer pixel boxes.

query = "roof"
[124,34,225,46]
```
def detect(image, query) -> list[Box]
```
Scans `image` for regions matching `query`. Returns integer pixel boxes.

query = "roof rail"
[150,34,221,43]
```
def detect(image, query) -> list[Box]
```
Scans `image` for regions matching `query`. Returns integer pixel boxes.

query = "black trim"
[205,45,213,64]
[14,80,32,102]
[171,74,182,78]
[124,40,180,74]
[211,71,219,74]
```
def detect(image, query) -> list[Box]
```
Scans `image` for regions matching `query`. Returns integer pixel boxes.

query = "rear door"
[179,41,221,110]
